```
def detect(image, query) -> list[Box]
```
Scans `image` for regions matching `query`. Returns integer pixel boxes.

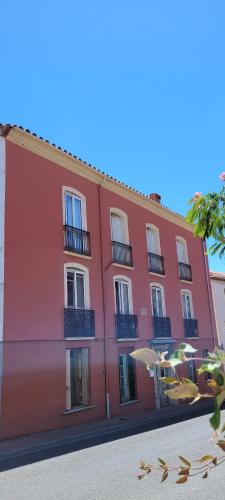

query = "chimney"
[149,193,161,204]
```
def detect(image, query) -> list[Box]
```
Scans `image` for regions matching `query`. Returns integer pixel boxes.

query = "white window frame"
[113,275,133,314]
[110,208,129,244]
[64,263,90,309]
[181,289,194,319]
[176,236,189,264]
[62,186,87,231]
[146,224,161,255]
[65,348,89,410]
[150,283,166,317]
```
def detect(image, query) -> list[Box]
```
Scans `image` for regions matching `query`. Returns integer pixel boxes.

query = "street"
[1,411,225,500]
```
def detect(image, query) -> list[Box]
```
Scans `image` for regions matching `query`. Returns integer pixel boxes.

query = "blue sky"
[1,0,225,271]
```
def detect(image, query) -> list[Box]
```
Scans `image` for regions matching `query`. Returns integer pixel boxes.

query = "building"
[0,124,216,439]
[210,271,225,349]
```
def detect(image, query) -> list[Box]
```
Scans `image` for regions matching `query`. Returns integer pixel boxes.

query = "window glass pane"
[182,293,192,319]
[147,228,158,254]
[152,287,158,316]
[115,281,120,313]
[156,288,163,317]
[121,282,129,314]
[111,214,125,243]
[76,272,85,309]
[176,240,186,263]
[67,271,74,307]
[65,194,73,226]
[74,197,82,229]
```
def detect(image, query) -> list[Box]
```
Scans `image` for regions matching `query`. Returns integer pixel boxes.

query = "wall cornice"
[7,127,193,232]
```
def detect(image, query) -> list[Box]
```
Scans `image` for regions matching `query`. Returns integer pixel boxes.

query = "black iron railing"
[64,225,91,256]
[152,316,172,338]
[112,241,133,267]
[178,262,192,281]
[64,308,95,338]
[184,318,199,338]
[115,314,138,339]
[148,252,165,275]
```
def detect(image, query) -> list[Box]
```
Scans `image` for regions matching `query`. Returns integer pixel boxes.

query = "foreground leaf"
[199,455,215,463]
[165,382,199,401]
[178,343,197,353]
[176,475,188,484]
[217,440,225,452]
[179,456,191,467]
[130,348,159,369]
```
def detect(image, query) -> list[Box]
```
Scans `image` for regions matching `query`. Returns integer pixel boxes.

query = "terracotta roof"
[0,123,185,222]
[210,271,225,281]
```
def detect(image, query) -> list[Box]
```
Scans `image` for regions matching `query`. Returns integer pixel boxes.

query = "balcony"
[152,316,172,338]
[64,225,91,256]
[112,241,133,267]
[148,252,165,275]
[184,318,199,338]
[178,262,192,281]
[64,308,95,338]
[115,314,138,339]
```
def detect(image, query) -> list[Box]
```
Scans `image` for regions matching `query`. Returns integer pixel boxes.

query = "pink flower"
[192,191,202,202]
[219,172,225,181]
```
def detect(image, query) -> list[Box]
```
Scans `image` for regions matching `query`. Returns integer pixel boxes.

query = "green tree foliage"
[186,172,225,257]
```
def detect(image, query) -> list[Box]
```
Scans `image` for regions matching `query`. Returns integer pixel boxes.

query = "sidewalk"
[0,399,213,464]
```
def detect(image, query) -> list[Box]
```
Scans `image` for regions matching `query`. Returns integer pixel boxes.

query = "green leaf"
[210,399,221,431]
[178,343,197,353]
[199,455,215,463]
[158,458,166,466]
[217,440,225,452]
[217,390,225,408]
[159,377,179,385]
[165,382,199,401]
[179,456,191,467]
[198,362,221,375]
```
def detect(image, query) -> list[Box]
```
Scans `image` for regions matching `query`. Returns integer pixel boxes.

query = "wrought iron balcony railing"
[112,241,133,267]
[64,308,95,338]
[184,318,199,338]
[148,252,165,275]
[115,314,138,339]
[152,316,172,338]
[64,225,91,256]
[178,262,192,281]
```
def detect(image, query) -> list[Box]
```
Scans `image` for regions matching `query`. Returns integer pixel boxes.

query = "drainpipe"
[202,240,217,346]
[98,183,110,419]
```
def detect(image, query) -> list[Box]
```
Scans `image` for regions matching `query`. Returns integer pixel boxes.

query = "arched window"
[181,290,194,319]
[146,224,161,255]
[63,187,87,231]
[150,283,166,317]
[176,236,188,264]
[113,276,133,314]
[110,208,129,244]
[64,263,90,309]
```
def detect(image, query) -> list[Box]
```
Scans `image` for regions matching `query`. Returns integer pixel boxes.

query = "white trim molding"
[62,186,87,231]
[64,262,90,309]
[0,137,6,415]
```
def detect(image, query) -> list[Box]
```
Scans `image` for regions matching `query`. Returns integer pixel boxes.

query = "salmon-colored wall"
[0,140,215,439]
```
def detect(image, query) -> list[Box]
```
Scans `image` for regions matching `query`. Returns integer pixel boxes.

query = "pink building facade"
[0,125,216,439]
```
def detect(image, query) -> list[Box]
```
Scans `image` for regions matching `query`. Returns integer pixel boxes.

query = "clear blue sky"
[1,1,225,271]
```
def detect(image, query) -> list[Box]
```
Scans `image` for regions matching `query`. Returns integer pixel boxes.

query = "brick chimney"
[148,193,161,204]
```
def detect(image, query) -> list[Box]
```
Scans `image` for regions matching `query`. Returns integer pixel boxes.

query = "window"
[181,291,193,319]
[64,263,90,309]
[187,353,197,383]
[146,225,160,255]
[64,191,83,229]
[110,209,128,244]
[114,278,132,314]
[119,354,136,403]
[151,285,165,317]
[176,237,188,264]
[66,348,89,410]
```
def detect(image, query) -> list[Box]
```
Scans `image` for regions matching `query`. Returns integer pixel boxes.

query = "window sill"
[64,251,92,260]
[65,337,96,340]
[179,279,193,284]
[116,338,139,342]
[148,272,166,278]
[63,405,95,415]
[185,337,199,340]
[112,263,134,270]
[120,399,139,407]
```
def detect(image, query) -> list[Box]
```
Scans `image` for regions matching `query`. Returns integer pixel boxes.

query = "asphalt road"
[0,411,225,500]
